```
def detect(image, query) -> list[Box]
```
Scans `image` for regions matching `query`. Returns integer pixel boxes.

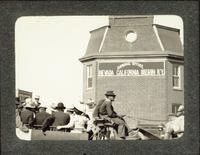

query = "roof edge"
[153,24,180,33]
[89,25,110,33]
[79,53,184,62]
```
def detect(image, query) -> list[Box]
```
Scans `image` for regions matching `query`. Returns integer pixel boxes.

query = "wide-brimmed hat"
[105,91,116,97]
[24,98,36,109]
[55,102,66,109]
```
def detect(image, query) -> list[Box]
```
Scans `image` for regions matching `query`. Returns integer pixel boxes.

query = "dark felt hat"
[55,102,66,109]
[105,91,116,97]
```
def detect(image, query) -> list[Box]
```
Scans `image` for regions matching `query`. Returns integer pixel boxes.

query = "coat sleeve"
[28,112,34,127]
[42,115,55,132]
[65,113,71,125]
[106,102,118,118]
[92,105,100,118]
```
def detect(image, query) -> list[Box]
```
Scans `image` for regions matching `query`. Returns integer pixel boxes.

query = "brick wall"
[166,61,184,114]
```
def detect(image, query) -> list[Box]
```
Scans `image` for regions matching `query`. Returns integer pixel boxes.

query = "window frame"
[172,64,181,90]
[86,64,93,89]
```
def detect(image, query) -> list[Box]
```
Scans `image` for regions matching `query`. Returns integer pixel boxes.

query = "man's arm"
[57,116,74,129]
[93,99,105,118]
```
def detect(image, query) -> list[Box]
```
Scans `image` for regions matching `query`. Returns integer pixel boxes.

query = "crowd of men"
[16,95,94,139]
[15,91,184,140]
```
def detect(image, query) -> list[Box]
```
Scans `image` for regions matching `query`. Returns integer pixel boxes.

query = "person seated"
[41,102,70,132]
[52,102,70,127]
[164,105,184,139]
[92,91,129,140]
[57,107,89,133]
[20,98,36,128]
[34,105,51,129]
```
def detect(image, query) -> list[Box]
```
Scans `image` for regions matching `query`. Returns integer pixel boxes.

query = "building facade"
[16,89,32,104]
[79,16,184,126]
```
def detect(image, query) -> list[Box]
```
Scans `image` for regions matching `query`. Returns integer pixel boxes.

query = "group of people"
[15,91,129,140]
[16,91,184,140]
[16,96,93,138]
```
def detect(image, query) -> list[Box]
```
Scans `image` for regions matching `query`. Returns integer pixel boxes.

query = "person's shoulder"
[64,112,70,117]
[103,100,111,104]
[98,99,105,104]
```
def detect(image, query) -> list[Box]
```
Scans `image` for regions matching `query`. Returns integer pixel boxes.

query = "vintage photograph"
[15,15,184,140]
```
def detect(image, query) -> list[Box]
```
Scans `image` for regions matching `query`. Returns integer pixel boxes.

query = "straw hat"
[24,98,35,109]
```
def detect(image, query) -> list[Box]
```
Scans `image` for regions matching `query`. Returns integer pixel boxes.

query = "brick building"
[79,16,184,126]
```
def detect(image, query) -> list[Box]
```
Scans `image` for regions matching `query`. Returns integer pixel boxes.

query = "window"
[86,65,93,89]
[172,64,181,89]
[172,104,181,114]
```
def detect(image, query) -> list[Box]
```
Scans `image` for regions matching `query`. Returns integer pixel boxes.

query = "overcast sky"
[15,15,183,108]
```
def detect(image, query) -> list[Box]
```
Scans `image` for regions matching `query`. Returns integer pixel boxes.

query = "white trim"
[153,25,164,51]
[98,27,108,52]
[97,57,167,62]
[97,60,166,77]
[86,65,93,89]
[172,64,182,90]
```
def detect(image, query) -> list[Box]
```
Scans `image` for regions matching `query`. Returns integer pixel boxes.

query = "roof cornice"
[79,53,184,62]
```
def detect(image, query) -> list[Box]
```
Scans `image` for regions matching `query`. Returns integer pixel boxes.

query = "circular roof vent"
[125,31,137,43]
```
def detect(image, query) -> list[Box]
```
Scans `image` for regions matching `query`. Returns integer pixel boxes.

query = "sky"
[15,15,183,109]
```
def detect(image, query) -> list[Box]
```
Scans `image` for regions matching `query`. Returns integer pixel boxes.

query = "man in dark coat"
[93,98,105,118]
[52,102,70,126]
[94,91,129,139]
[34,106,50,126]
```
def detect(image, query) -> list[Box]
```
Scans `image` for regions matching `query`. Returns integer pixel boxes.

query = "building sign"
[17,89,32,104]
[98,61,165,76]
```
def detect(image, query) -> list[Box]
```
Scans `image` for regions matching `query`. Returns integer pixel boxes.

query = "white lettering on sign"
[117,62,143,70]
[98,61,165,76]
[141,69,156,76]
[116,70,139,76]
[157,69,164,75]
[98,70,114,76]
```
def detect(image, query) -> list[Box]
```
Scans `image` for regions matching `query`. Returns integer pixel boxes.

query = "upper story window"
[172,64,181,89]
[86,65,93,89]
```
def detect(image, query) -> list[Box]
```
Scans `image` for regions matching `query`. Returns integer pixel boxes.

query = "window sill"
[86,87,93,90]
[173,88,183,91]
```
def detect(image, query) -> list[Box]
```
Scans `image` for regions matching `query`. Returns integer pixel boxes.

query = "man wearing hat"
[34,105,50,127]
[93,91,129,139]
[33,95,41,112]
[20,98,36,128]
[52,102,70,127]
